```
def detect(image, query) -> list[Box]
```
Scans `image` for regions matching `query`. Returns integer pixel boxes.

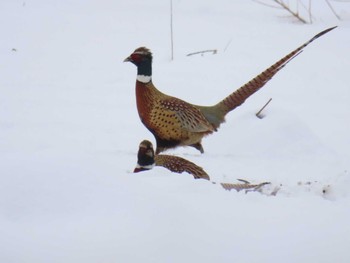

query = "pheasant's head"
[124,47,153,81]
[133,140,155,173]
[124,47,153,66]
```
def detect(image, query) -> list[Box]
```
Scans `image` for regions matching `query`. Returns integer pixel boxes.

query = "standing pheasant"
[134,140,270,192]
[124,27,336,154]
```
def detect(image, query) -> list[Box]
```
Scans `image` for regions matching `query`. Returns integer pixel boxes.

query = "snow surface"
[1,0,350,262]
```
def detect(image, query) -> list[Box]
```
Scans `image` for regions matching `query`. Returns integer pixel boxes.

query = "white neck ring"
[135,163,155,170]
[137,75,151,83]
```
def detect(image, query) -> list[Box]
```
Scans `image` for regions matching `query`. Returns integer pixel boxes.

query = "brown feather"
[155,155,210,180]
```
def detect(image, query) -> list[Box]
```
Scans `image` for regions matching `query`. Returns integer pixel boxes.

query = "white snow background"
[1,0,350,262]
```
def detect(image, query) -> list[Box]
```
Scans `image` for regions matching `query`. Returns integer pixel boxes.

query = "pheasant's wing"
[160,98,215,133]
[155,154,210,180]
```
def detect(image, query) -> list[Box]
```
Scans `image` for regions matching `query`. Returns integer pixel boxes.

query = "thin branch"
[252,0,283,8]
[224,39,232,52]
[273,0,309,23]
[325,0,342,20]
[309,0,313,23]
[256,98,272,119]
[170,0,174,60]
[297,0,312,14]
[187,49,217,57]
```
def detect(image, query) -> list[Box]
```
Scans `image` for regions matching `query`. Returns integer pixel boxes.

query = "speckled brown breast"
[136,81,214,146]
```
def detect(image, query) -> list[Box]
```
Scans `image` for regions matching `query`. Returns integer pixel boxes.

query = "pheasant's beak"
[133,167,141,173]
[123,56,131,62]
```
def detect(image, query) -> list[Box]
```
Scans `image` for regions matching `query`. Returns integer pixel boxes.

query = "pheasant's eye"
[130,53,142,62]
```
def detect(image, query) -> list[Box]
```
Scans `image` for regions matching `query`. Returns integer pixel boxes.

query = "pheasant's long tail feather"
[220,182,270,192]
[216,26,337,114]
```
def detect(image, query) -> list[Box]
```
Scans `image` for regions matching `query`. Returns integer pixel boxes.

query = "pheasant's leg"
[190,143,204,154]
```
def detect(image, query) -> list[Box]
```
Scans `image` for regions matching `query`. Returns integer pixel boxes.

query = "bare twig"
[325,0,342,20]
[256,98,272,119]
[256,0,344,24]
[187,49,217,57]
[252,0,283,8]
[170,0,174,60]
[309,0,313,23]
[224,39,232,52]
[237,179,250,184]
[273,0,308,23]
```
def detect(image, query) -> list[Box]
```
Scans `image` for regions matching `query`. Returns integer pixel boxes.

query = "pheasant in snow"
[134,140,270,192]
[124,27,336,154]
[134,139,210,180]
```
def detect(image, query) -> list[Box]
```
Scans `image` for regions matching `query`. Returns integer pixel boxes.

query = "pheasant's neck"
[137,60,152,83]
[134,163,155,172]
[137,148,155,166]
[134,156,155,172]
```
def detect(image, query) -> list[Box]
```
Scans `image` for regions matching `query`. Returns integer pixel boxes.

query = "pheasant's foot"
[190,143,204,154]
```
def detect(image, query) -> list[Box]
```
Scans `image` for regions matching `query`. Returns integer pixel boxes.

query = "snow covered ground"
[1,0,350,262]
